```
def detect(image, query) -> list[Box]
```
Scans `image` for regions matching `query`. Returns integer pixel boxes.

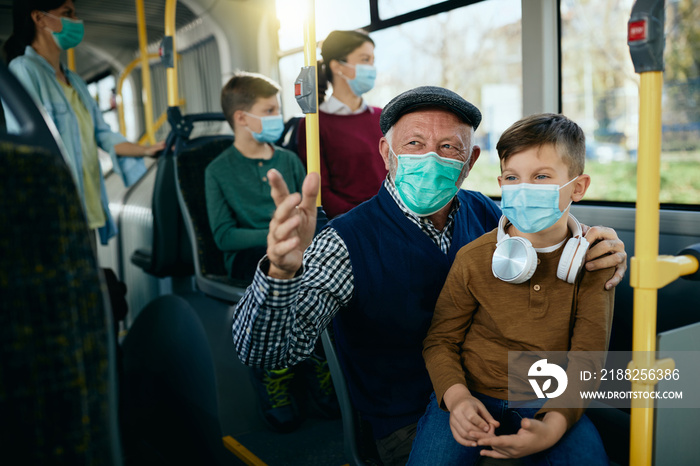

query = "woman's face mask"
[500,177,578,233]
[339,62,376,96]
[43,12,84,50]
[391,148,465,217]
[244,112,284,143]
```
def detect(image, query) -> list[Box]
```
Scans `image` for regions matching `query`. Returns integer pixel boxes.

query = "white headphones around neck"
[491,214,590,284]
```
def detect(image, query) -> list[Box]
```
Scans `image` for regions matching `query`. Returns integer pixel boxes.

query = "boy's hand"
[444,385,499,447]
[477,411,567,459]
[266,169,319,279]
[581,224,627,290]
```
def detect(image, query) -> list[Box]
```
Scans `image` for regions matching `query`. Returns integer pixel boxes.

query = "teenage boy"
[409,113,614,465]
[205,71,305,281]
[205,72,337,432]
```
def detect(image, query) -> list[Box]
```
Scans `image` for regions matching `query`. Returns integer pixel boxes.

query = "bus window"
[369,0,522,133]
[560,0,700,205]
[279,53,306,121]
[277,0,523,154]
[276,0,371,52]
[373,0,523,197]
[277,0,371,120]
[88,75,119,136]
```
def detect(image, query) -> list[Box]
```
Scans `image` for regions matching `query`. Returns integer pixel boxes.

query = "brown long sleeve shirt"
[423,228,615,429]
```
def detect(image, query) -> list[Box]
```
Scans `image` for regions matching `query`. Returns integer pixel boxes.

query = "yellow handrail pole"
[626,3,698,463]
[116,54,159,137]
[66,48,76,71]
[629,70,663,466]
[302,0,321,206]
[136,0,156,145]
[628,71,699,464]
[165,0,179,108]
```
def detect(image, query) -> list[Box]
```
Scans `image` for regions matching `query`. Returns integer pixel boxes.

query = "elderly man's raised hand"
[266,169,319,279]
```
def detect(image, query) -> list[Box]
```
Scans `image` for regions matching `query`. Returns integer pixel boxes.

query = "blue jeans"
[407,392,609,466]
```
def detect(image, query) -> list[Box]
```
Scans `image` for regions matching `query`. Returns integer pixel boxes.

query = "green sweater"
[205,144,306,275]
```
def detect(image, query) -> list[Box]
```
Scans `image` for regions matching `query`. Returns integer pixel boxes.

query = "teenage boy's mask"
[392,149,465,217]
[43,12,84,50]
[245,113,284,143]
[500,177,578,233]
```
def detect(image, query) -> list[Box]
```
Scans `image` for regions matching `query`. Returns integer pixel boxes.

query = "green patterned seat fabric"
[0,142,114,465]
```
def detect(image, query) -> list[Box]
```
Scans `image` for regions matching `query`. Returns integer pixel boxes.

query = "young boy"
[205,71,306,281]
[408,114,615,465]
[205,72,337,432]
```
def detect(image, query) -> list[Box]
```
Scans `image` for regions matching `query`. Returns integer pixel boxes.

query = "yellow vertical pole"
[627,3,700,463]
[629,71,663,466]
[302,0,321,206]
[165,0,179,108]
[66,48,76,71]
[136,0,156,144]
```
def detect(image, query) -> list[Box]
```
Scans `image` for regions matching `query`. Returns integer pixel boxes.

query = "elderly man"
[232,86,626,465]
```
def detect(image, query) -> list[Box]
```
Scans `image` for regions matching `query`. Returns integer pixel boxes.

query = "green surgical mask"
[43,12,84,50]
[392,148,465,216]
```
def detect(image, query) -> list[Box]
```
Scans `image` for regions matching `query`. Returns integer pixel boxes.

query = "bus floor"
[182,290,347,466]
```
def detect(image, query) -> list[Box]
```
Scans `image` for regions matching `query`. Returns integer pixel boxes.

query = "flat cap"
[379,86,482,134]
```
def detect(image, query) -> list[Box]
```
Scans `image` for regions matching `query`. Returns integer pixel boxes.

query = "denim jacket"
[5,46,147,244]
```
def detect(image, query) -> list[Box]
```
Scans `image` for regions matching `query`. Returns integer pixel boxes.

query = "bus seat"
[174,132,249,303]
[276,116,304,155]
[321,327,383,466]
[586,403,629,466]
[130,138,194,278]
[130,107,205,279]
[0,62,122,465]
[120,294,232,465]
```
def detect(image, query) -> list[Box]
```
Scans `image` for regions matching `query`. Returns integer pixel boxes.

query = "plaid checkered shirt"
[232,177,461,368]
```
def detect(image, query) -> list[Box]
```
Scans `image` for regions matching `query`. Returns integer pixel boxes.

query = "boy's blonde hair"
[221,71,281,129]
[496,113,586,176]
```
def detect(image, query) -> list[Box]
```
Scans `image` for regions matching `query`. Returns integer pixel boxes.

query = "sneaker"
[250,367,302,433]
[302,354,341,419]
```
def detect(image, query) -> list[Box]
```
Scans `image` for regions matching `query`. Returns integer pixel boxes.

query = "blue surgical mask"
[43,12,84,50]
[392,149,465,217]
[500,177,578,233]
[245,113,284,143]
[340,62,376,96]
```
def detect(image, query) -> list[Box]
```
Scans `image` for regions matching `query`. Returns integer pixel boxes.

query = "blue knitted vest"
[330,185,500,439]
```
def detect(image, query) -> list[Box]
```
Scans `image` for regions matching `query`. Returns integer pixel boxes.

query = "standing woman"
[297,29,387,219]
[3,0,165,245]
